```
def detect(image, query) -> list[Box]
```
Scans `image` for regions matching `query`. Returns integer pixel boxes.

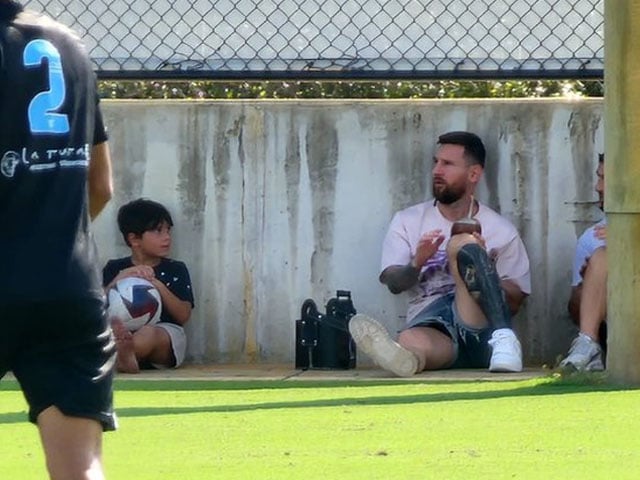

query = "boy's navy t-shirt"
[103,257,195,326]
[0,3,107,303]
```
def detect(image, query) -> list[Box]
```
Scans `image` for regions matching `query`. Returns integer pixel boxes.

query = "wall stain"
[306,112,338,292]
[236,113,258,362]
[243,264,258,362]
[178,105,207,228]
[495,104,553,362]
[212,111,232,201]
[568,107,603,237]
[107,108,147,203]
[467,105,502,211]
[383,106,432,213]
[285,111,301,277]
[208,109,246,360]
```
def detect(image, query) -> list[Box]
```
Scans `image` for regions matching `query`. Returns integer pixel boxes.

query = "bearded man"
[349,131,531,376]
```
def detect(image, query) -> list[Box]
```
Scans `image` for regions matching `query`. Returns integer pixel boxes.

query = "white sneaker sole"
[489,357,523,373]
[558,357,604,372]
[489,349,523,372]
[488,329,523,373]
[348,314,418,377]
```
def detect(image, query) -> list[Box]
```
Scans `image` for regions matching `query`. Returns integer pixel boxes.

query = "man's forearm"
[380,263,420,294]
[88,142,113,220]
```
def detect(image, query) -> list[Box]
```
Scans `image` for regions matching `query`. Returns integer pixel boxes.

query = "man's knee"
[397,327,420,350]
[446,234,481,265]
[455,243,493,287]
[398,326,455,370]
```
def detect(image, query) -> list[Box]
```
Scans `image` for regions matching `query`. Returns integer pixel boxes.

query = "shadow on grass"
[1,373,638,424]
[0,411,27,424]
[2,377,536,393]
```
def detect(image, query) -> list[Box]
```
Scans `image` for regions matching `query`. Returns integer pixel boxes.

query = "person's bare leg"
[38,406,104,480]
[446,234,489,327]
[111,318,139,373]
[131,325,174,367]
[446,234,522,372]
[348,314,419,376]
[579,247,607,341]
[558,247,607,371]
[398,326,456,370]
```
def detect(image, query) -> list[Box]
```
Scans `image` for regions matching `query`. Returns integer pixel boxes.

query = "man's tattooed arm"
[379,260,420,294]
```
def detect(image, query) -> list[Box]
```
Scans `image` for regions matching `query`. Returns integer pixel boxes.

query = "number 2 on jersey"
[23,39,70,134]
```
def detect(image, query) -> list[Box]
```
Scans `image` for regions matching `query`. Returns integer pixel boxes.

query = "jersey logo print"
[1,151,21,178]
[23,39,70,135]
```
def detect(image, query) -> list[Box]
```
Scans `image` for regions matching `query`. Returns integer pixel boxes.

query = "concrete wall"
[93,98,604,367]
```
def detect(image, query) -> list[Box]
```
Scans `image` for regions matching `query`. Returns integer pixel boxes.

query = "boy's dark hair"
[117,198,173,246]
[438,131,486,168]
[598,153,604,163]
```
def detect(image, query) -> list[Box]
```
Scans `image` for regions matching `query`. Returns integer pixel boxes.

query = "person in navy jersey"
[1,1,115,478]
[103,198,195,373]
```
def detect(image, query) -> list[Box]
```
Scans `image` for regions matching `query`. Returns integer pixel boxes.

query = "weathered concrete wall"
[93,99,604,367]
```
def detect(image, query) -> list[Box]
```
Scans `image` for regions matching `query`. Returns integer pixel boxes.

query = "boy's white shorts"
[152,322,186,368]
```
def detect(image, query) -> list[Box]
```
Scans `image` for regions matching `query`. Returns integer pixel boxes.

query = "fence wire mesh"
[24,0,604,80]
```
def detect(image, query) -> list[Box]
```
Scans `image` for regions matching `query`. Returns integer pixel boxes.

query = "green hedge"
[98,80,604,100]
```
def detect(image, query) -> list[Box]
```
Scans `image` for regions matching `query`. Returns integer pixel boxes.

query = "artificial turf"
[1,375,639,479]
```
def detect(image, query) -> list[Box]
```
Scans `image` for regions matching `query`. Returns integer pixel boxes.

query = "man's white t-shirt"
[571,218,606,287]
[380,200,531,323]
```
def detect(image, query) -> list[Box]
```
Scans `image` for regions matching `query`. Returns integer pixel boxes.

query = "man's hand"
[472,232,487,250]
[594,224,606,241]
[413,230,445,268]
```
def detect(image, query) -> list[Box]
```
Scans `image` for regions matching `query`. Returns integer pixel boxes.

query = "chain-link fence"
[24,0,604,80]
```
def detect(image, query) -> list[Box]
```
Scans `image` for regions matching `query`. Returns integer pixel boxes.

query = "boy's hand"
[116,265,156,282]
[104,265,156,297]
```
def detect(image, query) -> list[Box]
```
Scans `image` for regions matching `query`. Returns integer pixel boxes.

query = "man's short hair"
[117,198,173,246]
[438,131,486,168]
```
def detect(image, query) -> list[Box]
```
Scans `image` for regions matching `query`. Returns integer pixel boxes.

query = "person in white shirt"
[349,131,531,376]
[559,153,606,371]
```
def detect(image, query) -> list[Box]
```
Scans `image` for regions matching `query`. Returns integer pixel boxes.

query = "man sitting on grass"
[349,131,531,377]
[559,153,607,372]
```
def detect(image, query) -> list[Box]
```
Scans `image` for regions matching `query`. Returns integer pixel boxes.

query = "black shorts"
[0,298,117,431]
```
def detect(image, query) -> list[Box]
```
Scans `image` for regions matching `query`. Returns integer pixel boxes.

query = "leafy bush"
[98,80,603,100]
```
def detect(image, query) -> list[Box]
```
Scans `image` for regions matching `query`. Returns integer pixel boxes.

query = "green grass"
[1,375,640,479]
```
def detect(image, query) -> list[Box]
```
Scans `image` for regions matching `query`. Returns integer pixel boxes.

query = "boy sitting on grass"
[104,198,194,373]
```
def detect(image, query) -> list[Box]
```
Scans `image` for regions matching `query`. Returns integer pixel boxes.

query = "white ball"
[107,277,162,332]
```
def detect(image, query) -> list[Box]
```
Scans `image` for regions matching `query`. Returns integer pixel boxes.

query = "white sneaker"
[558,332,604,371]
[488,328,523,372]
[348,314,418,377]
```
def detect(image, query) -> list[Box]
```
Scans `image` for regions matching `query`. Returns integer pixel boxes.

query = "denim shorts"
[405,293,492,368]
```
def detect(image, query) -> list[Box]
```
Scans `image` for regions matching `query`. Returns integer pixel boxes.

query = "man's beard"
[432,181,465,205]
